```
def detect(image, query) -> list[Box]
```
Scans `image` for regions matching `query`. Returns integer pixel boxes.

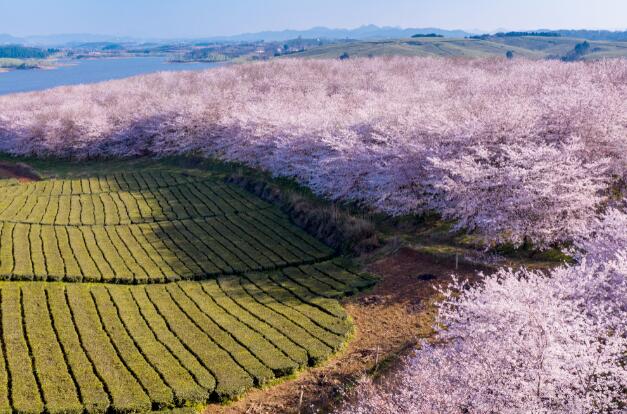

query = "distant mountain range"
[0,26,476,46]
[0,33,139,46]
[2,25,627,46]
[200,25,476,42]
[0,33,23,44]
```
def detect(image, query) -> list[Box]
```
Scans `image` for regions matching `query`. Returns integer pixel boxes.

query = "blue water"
[0,56,221,95]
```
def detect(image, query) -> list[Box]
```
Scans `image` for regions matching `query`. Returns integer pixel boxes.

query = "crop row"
[0,172,207,197]
[0,178,270,225]
[0,261,371,413]
[0,213,334,283]
[0,179,19,189]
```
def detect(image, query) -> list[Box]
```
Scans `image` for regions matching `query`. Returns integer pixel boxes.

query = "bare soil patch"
[0,161,41,182]
[205,247,487,414]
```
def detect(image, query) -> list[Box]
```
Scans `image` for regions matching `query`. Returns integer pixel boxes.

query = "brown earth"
[0,161,41,182]
[204,247,487,414]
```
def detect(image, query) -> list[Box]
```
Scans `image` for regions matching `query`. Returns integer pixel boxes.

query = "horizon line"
[4,24,627,42]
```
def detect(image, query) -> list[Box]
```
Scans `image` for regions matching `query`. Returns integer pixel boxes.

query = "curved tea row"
[0,262,375,413]
[0,173,333,283]
[0,173,270,225]
[0,170,375,413]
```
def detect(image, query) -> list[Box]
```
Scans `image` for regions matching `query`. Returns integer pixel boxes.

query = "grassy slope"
[0,57,58,70]
[283,36,627,60]
[0,58,25,66]
[0,57,44,69]
[488,36,627,59]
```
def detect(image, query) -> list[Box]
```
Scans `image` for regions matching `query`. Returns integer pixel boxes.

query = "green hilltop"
[282,36,627,60]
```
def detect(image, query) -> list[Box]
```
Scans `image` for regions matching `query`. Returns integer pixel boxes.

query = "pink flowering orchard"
[336,208,627,414]
[1,57,625,246]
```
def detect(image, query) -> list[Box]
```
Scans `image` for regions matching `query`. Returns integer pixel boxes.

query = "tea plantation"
[0,169,375,413]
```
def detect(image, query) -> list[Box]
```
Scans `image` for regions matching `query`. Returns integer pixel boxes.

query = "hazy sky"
[2,0,626,38]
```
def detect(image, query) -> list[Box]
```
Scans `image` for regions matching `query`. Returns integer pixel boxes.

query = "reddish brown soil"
[0,162,40,182]
[205,247,486,414]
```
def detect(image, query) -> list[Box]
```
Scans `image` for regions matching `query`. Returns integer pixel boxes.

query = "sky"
[2,0,626,38]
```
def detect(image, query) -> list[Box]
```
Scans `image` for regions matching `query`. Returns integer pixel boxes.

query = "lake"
[0,56,222,96]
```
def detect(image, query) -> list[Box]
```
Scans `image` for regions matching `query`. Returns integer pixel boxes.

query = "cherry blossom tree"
[337,207,627,414]
[573,205,627,262]
[426,138,610,247]
[0,57,625,246]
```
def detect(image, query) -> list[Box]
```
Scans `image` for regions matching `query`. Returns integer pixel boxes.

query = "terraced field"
[0,172,334,282]
[0,170,376,413]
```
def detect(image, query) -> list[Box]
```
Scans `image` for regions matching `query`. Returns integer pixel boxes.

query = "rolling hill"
[283,36,627,60]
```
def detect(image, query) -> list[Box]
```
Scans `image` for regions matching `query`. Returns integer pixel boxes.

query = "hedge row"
[0,260,372,412]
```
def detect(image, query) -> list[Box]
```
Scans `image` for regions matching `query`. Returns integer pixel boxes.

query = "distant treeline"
[470,32,560,39]
[0,45,57,59]
[555,30,627,41]
[469,30,627,41]
[411,33,444,38]
[496,31,560,38]
[562,41,592,62]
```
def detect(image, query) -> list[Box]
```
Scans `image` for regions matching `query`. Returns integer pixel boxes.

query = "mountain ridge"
[3,26,627,46]
[0,25,476,45]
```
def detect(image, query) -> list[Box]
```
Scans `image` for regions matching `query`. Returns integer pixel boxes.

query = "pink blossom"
[1,57,625,245]
[338,208,627,414]
[427,138,609,247]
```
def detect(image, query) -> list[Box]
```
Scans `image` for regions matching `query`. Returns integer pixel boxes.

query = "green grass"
[0,158,376,412]
[0,58,44,70]
[0,58,28,69]
[483,36,627,60]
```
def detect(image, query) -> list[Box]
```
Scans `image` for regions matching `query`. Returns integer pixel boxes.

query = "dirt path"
[205,247,486,414]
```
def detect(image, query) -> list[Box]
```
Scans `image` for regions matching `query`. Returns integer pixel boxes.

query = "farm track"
[0,171,376,413]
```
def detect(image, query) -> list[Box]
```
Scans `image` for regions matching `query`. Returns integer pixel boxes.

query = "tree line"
[0,45,57,59]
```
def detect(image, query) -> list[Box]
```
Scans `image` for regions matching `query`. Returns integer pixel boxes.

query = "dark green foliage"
[411,33,443,38]
[562,41,591,61]
[0,45,51,59]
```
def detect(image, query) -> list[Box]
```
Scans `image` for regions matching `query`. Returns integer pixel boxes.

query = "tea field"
[0,166,375,413]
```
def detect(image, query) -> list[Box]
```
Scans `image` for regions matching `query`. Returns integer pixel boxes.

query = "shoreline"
[0,66,42,73]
